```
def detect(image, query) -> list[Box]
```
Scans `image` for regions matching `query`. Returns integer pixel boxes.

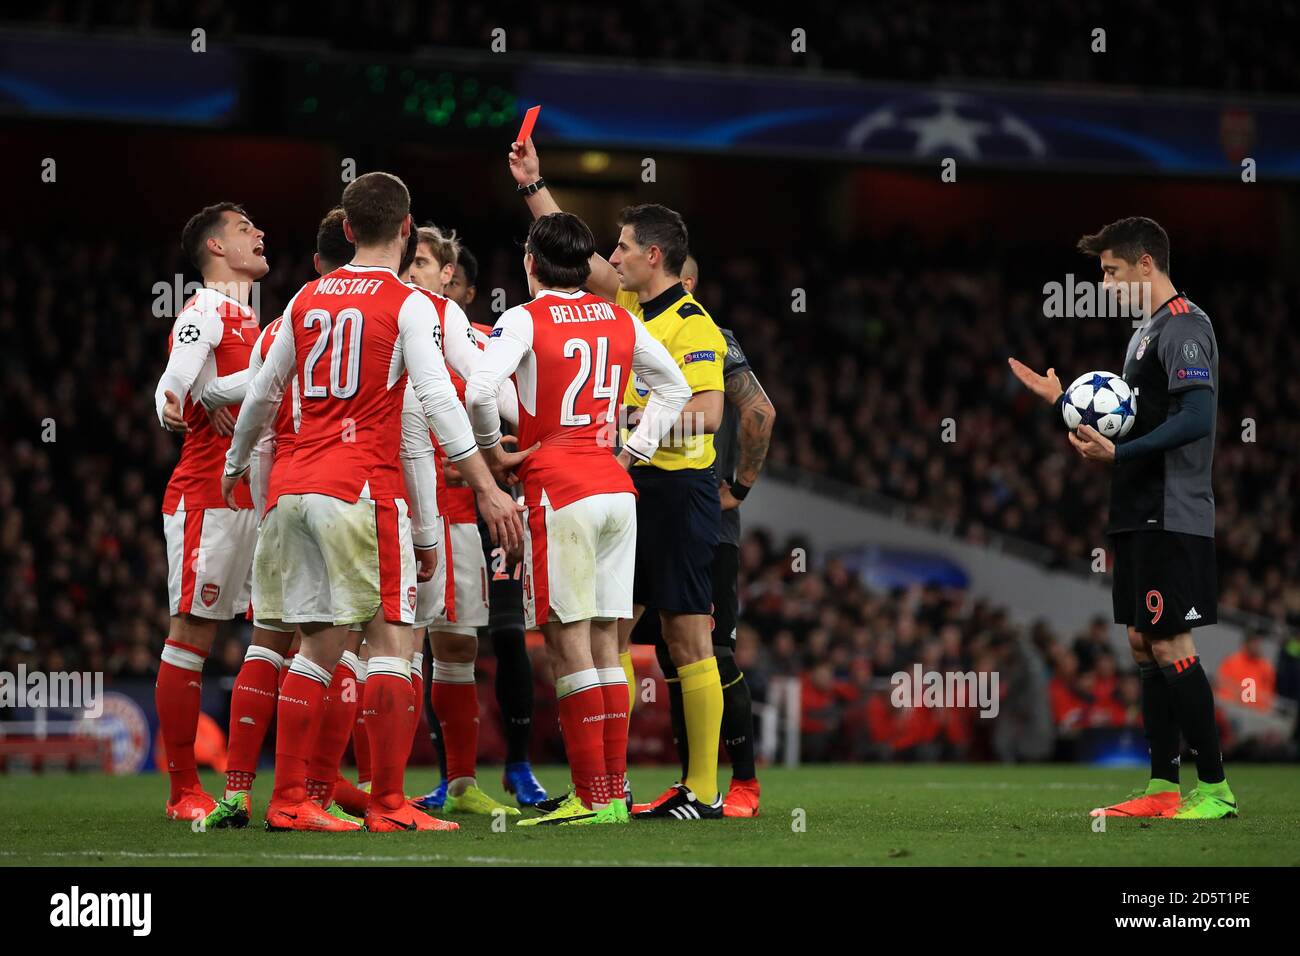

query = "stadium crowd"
[736,529,1300,763]
[10,0,1300,94]
[2,230,1296,764]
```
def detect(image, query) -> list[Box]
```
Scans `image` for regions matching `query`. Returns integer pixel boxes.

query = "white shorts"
[253,493,416,628]
[416,518,488,634]
[164,506,257,620]
[249,507,293,633]
[522,491,635,628]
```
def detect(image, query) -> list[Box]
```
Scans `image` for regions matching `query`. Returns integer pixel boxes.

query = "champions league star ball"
[1061,371,1136,439]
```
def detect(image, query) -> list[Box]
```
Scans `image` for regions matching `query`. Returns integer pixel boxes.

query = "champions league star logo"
[846,92,1047,160]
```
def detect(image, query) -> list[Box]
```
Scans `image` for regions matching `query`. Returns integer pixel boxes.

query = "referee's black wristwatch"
[517,178,546,196]
[730,481,751,501]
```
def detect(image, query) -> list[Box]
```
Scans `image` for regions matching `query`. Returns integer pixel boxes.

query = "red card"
[516,105,541,145]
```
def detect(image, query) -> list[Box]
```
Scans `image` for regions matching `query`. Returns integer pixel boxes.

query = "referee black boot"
[632,783,723,820]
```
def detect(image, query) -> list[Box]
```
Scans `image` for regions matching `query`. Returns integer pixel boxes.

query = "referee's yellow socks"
[620,650,636,714]
[678,656,722,804]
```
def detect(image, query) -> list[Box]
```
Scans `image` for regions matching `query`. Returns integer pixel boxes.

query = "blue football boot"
[502,762,549,808]
[412,778,449,812]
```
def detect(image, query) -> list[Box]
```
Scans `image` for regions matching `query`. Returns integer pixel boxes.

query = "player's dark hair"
[617,203,689,277]
[527,213,594,289]
[181,201,247,271]
[315,207,352,273]
[457,246,479,287]
[1077,217,1171,275]
[341,171,411,246]
[399,228,419,276]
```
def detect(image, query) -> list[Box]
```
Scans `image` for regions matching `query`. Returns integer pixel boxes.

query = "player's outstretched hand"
[1007,358,1063,405]
[205,404,236,437]
[477,485,525,552]
[414,545,436,583]
[221,468,248,509]
[161,390,188,432]
[1069,424,1116,463]
[508,136,540,186]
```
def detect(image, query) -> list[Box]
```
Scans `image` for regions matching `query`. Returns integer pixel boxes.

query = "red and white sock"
[352,659,371,785]
[431,658,479,795]
[224,644,283,798]
[556,668,606,809]
[364,656,412,813]
[271,655,331,806]
[306,651,362,806]
[407,651,425,764]
[598,667,630,806]
[156,639,207,802]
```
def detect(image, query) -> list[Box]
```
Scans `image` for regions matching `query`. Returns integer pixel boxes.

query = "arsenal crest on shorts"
[200,583,220,606]
[407,586,417,611]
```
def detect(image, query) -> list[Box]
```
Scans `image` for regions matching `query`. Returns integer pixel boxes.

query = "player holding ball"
[1009,217,1235,821]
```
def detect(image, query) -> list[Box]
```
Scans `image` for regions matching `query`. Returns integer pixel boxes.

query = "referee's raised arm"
[508,136,622,301]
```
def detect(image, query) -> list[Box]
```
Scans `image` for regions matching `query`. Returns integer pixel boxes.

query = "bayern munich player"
[466,213,691,826]
[222,172,524,833]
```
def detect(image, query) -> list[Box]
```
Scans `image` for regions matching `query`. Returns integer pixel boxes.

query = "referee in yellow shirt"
[510,139,726,818]
[611,206,727,819]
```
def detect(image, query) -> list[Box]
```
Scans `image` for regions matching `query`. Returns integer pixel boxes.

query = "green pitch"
[1,764,1297,867]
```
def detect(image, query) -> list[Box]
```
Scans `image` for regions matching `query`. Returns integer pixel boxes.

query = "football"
[1061,371,1136,438]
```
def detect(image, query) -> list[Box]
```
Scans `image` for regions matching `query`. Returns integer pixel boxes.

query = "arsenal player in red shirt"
[466,213,690,824]
[153,202,268,821]
[222,173,525,832]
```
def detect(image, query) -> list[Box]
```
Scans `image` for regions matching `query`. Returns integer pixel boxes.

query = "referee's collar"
[639,281,687,320]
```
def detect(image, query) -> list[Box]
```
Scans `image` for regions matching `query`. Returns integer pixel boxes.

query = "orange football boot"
[165,787,217,822]
[1090,787,1180,818]
[366,803,459,832]
[722,778,761,818]
[265,799,363,832]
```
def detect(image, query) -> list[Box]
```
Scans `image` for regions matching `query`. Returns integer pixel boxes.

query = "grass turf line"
[0,764,1297,867]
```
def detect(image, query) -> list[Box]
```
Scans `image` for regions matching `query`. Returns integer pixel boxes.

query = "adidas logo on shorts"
[1184,606,1202,621]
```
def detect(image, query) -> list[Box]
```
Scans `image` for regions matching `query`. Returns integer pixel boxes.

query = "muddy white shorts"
[522,491,635,628]
[253,493,416,628]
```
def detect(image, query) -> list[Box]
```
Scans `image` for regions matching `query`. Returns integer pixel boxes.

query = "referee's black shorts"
[1112,530,1217,635]
[631,541,739,649]
[631,465,720,616]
